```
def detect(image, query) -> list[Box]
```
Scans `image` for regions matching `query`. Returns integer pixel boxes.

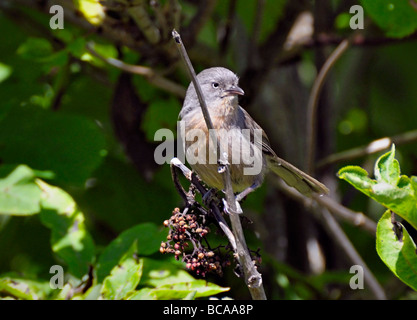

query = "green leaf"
[183,291,197,300]
[361,0,417,38]
[376,210,417,291]
[78,42,118,69]
[74,0,105,26]
[100,241,143,300]
[125,287,156,300]
[335,12,352,30]
[338,145,417,230]
[0,165,42,215]
[139,258,196,288]
[96,223,165,282]
[0,62,12,83]
[0,106,106,186]
[141,97,181,142]
[126,258,229,300]
[0,274,52,300]
[337,165,375,191]
[17,37,54,61]
[375,144,400,184]
[139,280,230,300]
[38,180,95,278]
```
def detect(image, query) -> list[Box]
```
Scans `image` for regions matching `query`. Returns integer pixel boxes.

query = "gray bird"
[179,67,329,200]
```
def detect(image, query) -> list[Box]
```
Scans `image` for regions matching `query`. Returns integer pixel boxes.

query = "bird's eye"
[212,82,219,88]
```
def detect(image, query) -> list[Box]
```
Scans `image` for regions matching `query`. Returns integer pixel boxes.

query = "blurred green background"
[1,0,417,300]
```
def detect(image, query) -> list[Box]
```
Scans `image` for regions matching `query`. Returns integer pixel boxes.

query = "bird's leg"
[235,181,262,202]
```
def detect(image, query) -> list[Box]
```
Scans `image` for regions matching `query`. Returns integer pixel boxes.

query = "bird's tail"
[267,156,329,196]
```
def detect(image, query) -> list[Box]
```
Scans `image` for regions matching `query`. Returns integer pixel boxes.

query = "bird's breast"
[181,104,265,192]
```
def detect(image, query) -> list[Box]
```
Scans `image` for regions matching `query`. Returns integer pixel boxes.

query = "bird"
[179,67,329,201]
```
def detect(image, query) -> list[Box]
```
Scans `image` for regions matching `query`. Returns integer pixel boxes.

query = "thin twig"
[318,209,386,300]
[276,180,376,235]
[86,42,186,97]
[313,194,376,235]
[150,0,169,39]
[276,29,417,66]
[317,129,417,169]
[277,181,386,299]
[171,31,216,132]
[126,0,161,44]
[166,0,182,32]
[170,158,236,251]
[305,38,351,174]
[170,158,190,203]
[171,30,266,300]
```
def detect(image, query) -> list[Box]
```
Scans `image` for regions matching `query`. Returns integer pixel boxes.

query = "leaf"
[100,241,143,300]
[141,280,230,300]
[0,274,51,300]
[125,287,156,300]
[183,291,197,300]
[360,0,417,38]
[0,106,106,186]
[0,62,12,83]
[0,165,42,215]
[17,37,54,61]
[140,97,181,142]
[338,145,417,230]
[78,42,118,68]
[139,258,196,288]
[126,258,229,300]
[127,280,229,300]
[74,0,105,26]
[96,223,166,282]
[374,144,400,184]
[376,210,417,291]
[38,180,95,278]
[338,165,375,191]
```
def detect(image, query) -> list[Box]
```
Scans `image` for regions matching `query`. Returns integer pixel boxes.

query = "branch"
[150,0,169,39]
[317,129,417,169]
[313,194,377,235]
[170,158,237,251]
[277,181,386,300]
[86,42,186,97]
[276,180,376,235]
[127,0,161,44]
[305,37,351,174]
[276,31,417,67]
[165,0,182,33]
[318,209,386,300]
[171,30,266,300]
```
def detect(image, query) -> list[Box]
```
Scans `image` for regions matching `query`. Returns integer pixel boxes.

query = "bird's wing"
[240,107,329,196]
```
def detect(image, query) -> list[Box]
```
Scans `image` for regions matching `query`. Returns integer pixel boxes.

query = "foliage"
[360,0,417,38]
[0,165,228,299]
[339,145,417,291]
[1,0,417,300]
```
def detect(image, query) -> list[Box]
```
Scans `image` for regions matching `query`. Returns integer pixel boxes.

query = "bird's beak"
[224,85,245,96]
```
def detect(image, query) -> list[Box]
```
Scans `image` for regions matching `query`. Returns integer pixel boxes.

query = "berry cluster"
[160,207,231,277]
